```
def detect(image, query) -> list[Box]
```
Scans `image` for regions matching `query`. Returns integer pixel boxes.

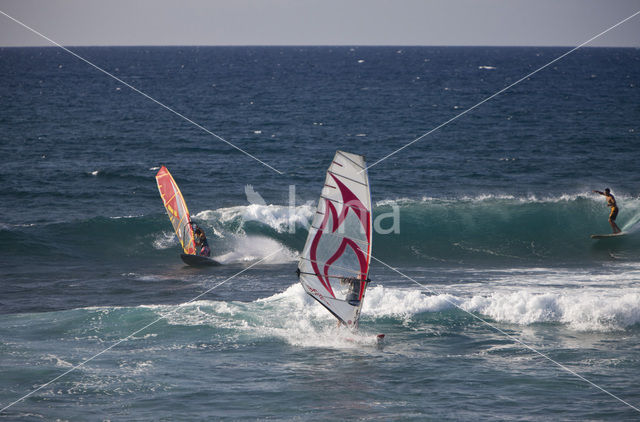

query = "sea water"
[1,46,639,420]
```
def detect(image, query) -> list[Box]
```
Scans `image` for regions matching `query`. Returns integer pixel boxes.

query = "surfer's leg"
[609,208,621,233]
[613,221,621,233]
[609,218,621,233]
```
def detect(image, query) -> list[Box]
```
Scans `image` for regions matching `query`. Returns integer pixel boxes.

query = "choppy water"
[1,46,640,420]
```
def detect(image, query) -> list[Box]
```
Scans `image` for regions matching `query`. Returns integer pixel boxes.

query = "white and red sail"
[155,166,197,255]
[298,151,372,328]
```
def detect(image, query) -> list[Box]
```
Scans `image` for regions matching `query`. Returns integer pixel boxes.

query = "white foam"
[196,202,315,234]
[213,236,297,264]
[375,192,640,206]
[375,197,415,207]
[152,231,177,250]
[363,286,460,318]
[131,274,175,282]
[253,284,384,348]
[134,268,640,341]
[43,354,74,368]
[362,284,640,332]
[463,291,640,331]
[118,360,154,375]
[144,285,380,350]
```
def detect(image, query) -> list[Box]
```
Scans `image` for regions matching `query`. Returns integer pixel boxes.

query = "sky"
[0,0,639,47]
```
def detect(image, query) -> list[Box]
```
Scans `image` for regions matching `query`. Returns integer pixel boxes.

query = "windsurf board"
[180,253,221,267]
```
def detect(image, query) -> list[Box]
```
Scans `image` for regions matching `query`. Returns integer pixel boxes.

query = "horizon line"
[1,43,639,49]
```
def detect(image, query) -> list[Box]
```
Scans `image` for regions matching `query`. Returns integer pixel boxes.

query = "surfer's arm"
[592,190,604,196]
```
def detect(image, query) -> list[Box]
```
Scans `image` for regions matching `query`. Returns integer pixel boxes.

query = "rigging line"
[362,9,640,173]
[0,248,284,414]
[0,10,283,175]
[369,254,640,414]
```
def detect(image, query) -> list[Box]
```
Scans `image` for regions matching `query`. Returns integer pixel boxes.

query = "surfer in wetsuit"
[192,225,211,257]
[593,188,621,234]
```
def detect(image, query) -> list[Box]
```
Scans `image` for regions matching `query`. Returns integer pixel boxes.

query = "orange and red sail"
[155,166,197,255]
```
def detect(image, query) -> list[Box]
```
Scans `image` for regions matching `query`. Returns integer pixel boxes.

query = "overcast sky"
[1,0,639,47]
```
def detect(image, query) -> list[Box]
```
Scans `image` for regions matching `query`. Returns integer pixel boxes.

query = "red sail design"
[298,151,372,328]
[155,166,197,255]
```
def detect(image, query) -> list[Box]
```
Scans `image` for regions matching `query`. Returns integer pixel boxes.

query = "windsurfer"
[336,277,366,328]
[341,277,362,306]
[593,188,621,233]
[191,224,211,257]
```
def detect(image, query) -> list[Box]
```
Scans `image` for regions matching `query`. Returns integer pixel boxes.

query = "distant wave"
[370,193,640,264]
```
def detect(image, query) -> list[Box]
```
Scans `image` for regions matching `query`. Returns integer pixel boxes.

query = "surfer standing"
[593,188,621,233]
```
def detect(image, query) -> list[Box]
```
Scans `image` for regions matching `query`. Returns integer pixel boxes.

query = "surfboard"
[297,150,374,331]
[590,232,627,239]
[180,253,221,267]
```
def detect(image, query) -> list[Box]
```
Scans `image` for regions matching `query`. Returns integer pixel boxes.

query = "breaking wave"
[3,193,640,266]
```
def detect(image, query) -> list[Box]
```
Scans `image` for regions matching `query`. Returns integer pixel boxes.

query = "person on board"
[190,223,211,257]
[341,277,362,306]
[336,277,368,328]
[593,188,621,234]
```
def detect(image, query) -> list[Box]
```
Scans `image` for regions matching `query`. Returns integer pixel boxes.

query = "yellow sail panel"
[155,166,196,255]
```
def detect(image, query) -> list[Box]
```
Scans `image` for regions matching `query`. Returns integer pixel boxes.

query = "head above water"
[605,188,611,194]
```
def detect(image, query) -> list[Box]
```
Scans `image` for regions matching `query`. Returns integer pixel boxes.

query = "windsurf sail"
[297,151,373,328]
[155,166,197,255]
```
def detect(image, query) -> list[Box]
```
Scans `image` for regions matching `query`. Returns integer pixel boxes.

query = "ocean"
[1,46,639,420]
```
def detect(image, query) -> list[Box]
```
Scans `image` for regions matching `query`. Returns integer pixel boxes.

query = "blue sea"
[1,46,640,420]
